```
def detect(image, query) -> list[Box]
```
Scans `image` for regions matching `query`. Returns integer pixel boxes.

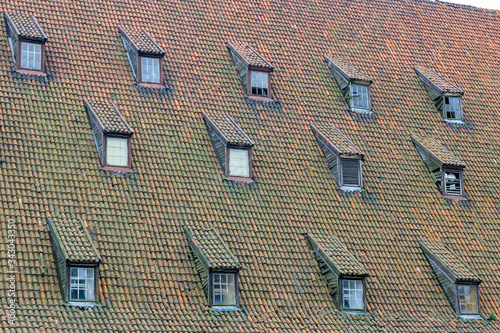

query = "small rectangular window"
[141,57,160,83]
[350,84,370,110]
[69,267,95,301]
[342,279,364,310]
[250,71,269,97]
[106,137,129,167]
[458,285,479,315]
[443,169,462,196]
[21,42,41,70]
[213,273,236,305]
[444,96,462,120]
[341,158,361,187]
[228,149,249,177]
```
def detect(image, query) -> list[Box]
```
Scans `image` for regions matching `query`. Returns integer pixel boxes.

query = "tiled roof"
[119,26,165,55]
[203,113,253,147]
[324,56,372,83]
[420,239,481,283]
[411,135,466,167]
[48,218,101,263]
[311,122,364,156]
[84,98,133,135]
[414,66,463,94]
[307,233,368,277]
[184,225,240,270]
[227,41,273,70]
[4,12,47,40]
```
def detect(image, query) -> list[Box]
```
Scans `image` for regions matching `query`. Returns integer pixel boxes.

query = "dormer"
[324,56,373,113]
[84,98,133,171]
[411,135,466,198]
[203,113,254,182]
[310,122,364,190]
[306,233,369,312]
[4,12,47,74]
[419,239,481,317]
[414,66,464,122]
[119,27,165,88]
[183,225,241,310]
[47,218,101,305]
[227,41,274,100]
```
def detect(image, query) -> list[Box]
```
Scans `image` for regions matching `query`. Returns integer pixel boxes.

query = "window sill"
[342,310,368,315]
[340,186,362,192]
[138,82,164,89]
[443,119,463,124]
[102,165,133,173]
[68,301,96,307]
[16,68,46,76]
[212,306,239,312]
[225,176,254,183]
[350,107,372,114]
[442,194,469,201]
[247,95,273,102]
[458,314,481,319]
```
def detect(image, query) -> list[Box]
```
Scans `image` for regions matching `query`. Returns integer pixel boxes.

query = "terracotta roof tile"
[84,98,133,135]
[311,122,363,156]
[119,26,165,55]
[228,41,273,70]
[4,12,47,40]
[414,66,463,94]
[324,56,372,83]
[411,135,465,167]
[203,113,253,147]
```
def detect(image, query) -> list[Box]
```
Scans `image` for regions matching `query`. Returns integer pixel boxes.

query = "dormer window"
[203,113,254,182]
[414,66,464,121]
[412,135,466,198]
[84,98,133,171]
[213,273,236,306]
[119,27,165,87]
[227,41,274,100]
[342,279,364,310]
[458,285,479,315]
[4,12,47,74]
[69,267,96,301]
[311,123,364,190]
[324,56,373,113]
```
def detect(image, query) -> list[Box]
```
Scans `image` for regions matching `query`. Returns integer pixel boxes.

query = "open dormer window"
[119,27,165,87]
[324,56,373,113]
[227,41,273,100]
[411,135,466,198]
[84,98,133,171]
[4,12,47,74]
[414,66,464,121]
[203,113,254,182]
[311,122,364,189]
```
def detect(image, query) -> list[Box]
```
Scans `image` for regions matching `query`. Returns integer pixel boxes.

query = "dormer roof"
[324,56,372,83]
[419,239,480,283]
[411,135,465,167]
[310,122,364,157]
[414,66,463,95]
[84,98,133,135]
[4,12,47,41]
[203,113,253,147]
[184,225,240,270]
[118,26,165,56]
[227,41,273,70]
[307,233,368,277]
[48,218,101,264]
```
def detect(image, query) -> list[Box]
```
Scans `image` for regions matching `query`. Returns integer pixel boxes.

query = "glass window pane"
[69,267,95,301]
[458,285,478,314]
[141,57,160,83]
[351,84,370,110]
[106,137,129,167]
[213,273,236,306]
[250,72,269,97]
[20,42,42,70]
[229,149,249,177]
[342,279,364,310]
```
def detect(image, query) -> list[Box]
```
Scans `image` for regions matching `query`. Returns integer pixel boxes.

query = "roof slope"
[414,66,463,94]
[411,135,466,167]
[84,98,133,135]
[1,0,500,332]
[4,12,47,40]
[203,112,254,147]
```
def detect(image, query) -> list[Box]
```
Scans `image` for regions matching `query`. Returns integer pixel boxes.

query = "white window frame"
[340,278,365,311]
[339,158,362,188]
[349,82,371,112]
[228,148,250,178]
[141,57,160,83]
[105,137,129,167]
[457,284,479,315]
[443,168,463,196]
[212,273,236,306]
[69,267,96,302]
[249,71,270,97]
[20,42,42,70]
[443,95,463,121]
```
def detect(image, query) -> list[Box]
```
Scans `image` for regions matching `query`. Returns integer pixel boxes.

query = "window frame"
[443,94,463,121]
[209,270,239,307]
[225,146,252,181]
[339,157,362,189]
[66,264,99,304]
[102,135,132,171]
[456,283,480,316]
[339,277,366,312]
[138,55,162,85]
[247,69,271,99]
[441,167,463,197]
[349,81,371,112]
[16,40,46,74]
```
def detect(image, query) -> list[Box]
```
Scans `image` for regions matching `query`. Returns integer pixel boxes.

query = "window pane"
[351,84,370,110]
[69,267,96,301]
[141,57,160,83]
[106,137,129,167]
[445,96,462,120]
[444,169,461,196]
[342,279,364,310]
[212,273,236,306]
[20,42,42,70]
[250,72,269,97]
[228,149,249,177]
[458,285,478,314]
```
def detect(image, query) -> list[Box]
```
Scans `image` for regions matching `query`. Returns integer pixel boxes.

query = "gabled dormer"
[203,112,254,182]
[4,12,47,74]
[84,98,133,171]
[411,135,466,198]
[414,66,464,122]
[119,26,165,87]
[227,41,274,100]
[324,56,373,113]
[311,122,364,189]
[47,218,101,305]
[183,225,241,310]
[419,239,481,317]
[306,233,369,312]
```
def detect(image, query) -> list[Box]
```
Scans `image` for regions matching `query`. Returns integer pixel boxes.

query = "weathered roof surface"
[48,218,101,263]
[228,41,273,70]
[4,12,47,40]
[420,239,481,283]
[411,135,466,167]
[308,233,368,277]
[203,112,253,147]
[414,66,463,94]
[184,225,240,270]
[2,0,500,332]
[311,122,364,156]
[84,98,133,135]
[119,26,165,55]
[324,56,372,83]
